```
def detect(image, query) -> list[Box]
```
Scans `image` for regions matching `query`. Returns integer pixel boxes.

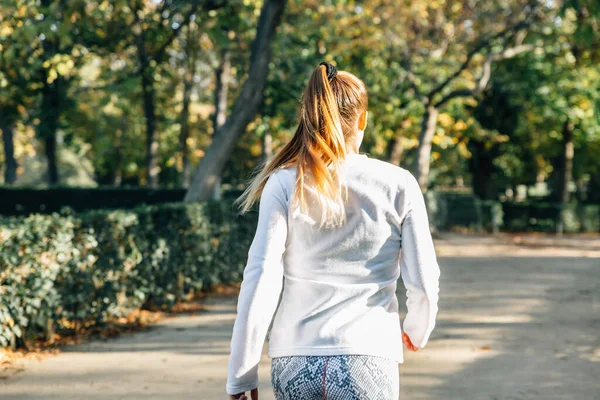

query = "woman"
[226,62,440,400]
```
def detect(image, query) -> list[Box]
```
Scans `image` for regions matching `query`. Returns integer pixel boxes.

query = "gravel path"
[1,234,599,399]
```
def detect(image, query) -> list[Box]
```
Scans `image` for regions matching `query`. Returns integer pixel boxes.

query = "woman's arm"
[226,172,288,395]
[398,171,441,349]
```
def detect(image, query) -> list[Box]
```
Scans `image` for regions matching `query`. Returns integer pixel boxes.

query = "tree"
[184,0,287,202]
[390,1,544,190]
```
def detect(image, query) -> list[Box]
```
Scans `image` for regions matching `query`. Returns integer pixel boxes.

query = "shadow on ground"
[1,235,599,399]
[398,255,599,400]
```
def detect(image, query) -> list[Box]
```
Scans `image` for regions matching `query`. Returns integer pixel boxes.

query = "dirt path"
[1,234,599,399]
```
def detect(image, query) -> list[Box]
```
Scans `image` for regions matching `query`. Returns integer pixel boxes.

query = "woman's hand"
[229,388,258,400]
[402,332,420,352]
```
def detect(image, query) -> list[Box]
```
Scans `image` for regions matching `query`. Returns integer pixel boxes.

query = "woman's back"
[226,62,440,399]
[269,153,410,363]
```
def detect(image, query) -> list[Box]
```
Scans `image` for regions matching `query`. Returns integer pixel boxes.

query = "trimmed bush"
[426,192,598,233]
[501,201,599,233]
[0,186,188,216]
[477,199,504,233]
[425,191,482,231]
[0,200,257,348]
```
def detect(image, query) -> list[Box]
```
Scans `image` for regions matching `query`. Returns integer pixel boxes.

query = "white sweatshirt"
[226,152,440,395]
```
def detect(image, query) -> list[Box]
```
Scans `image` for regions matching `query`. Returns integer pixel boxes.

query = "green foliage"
[0,200,257,347]
[502,201,600,233]
[1,1,599,209]
[0,186,187,216]
[425,191,599,233]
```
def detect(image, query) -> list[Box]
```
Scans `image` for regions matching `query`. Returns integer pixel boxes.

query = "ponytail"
[234,62,368,229]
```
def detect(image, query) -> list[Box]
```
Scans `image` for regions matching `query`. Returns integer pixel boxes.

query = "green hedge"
[0,186,188,216]
[425,191,599,233]
[502,201,600,233]
[425,191,481,231]
[0,200,257,348]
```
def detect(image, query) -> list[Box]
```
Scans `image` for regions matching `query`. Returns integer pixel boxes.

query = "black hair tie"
[319,61,337,80]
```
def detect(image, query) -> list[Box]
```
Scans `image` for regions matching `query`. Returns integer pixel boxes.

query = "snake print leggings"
[270,355,399,400]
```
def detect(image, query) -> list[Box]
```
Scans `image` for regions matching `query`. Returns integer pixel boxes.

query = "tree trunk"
[560,120,574,205]
[140,67,158,187]
[180,76,192,188]
[134,11,159,188]
[213,48,231,132]
[38,0,62,186]
[180,39,195,188]
[556,120,574,236]
[39,79,61,185]
[469,140,496,200]
[262,131,273,161]
[1,119,17,184]
[209,47,232,200]
[114,115,127,186]
[184,0,287,203]
[204,49,231,200]
[386,132,404,166]
[180,24,199,188]
[413,105,439,190]
[44,130,59,185]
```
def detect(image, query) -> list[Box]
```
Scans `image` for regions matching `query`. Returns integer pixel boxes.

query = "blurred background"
[1,1,599,399]
[0,0,598,232]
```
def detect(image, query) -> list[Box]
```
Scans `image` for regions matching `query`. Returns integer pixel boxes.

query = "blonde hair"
[233,63,368,228]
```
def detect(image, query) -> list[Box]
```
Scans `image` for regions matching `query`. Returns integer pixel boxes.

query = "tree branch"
[427,4,539,101]
[400,46,424,102]
[435,43,534,108]
[149,0,227,63]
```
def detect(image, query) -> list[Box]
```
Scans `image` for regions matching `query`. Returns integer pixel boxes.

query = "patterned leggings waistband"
[270,354,399,400]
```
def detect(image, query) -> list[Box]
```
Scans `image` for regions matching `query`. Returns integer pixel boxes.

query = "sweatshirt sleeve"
[398,171,441,349]
[226,172,288,395]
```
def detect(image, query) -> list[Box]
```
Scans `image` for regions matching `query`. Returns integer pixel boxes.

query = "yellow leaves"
[454,120,468,131]
[166,156,176,168]
[403,137,420,150]
[17,5,27,17]
[46,69,57,83]
[383,128,394,139]
[373,135,388,154]
[457,141,471,159]
[438,112,454,127]
[43,54,75,83]
[185,137,196,147]
[56,59,74,76]
[200,33,213,50]
[463,97,478,107]
[579,98,592,111]
[24,143,36,156]
[96,28,106,39]
[194,149,205,158]
[98,0,110,12]
[0,25,14,36]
